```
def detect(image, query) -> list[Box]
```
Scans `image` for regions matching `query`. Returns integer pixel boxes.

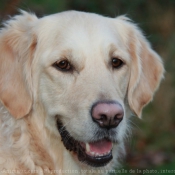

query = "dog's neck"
[0,104,55,173]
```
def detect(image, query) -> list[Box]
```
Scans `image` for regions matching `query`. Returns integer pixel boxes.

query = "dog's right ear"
[0,11,38,119]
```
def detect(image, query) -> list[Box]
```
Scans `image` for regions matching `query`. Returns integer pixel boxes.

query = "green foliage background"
[0,0,175,174]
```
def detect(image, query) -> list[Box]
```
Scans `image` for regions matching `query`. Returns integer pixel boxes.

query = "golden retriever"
[0,11,164,175]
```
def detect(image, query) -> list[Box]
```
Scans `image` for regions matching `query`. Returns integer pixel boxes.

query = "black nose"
[91,101,124,129]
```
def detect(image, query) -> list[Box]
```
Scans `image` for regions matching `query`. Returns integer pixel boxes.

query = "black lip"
[79,151,113,167]
[57,120,113,167]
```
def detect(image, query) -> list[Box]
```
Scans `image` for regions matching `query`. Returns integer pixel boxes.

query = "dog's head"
[0,11,164,168]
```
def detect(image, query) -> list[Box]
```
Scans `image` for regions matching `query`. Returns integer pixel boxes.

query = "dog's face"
[0,11,164,168]
[37,12,131,167]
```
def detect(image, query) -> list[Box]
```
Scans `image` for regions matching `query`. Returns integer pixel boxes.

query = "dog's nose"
[91,102,124,129]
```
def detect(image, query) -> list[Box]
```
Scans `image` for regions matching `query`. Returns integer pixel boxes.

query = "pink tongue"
[89,139,112,155]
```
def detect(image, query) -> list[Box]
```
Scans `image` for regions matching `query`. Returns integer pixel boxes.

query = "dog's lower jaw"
[57,120,114,168]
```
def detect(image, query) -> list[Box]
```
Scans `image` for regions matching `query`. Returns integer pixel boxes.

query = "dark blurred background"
[0,0,175,174]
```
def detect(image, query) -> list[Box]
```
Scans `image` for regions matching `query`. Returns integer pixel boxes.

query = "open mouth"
[57,121,113,167]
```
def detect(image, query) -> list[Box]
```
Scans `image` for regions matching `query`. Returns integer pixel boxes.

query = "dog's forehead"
[37,11,124,49]
[36,11,130,66]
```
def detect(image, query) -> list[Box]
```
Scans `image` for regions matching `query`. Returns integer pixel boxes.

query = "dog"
[0,10,164,175]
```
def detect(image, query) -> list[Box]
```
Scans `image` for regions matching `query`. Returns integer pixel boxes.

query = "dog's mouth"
[57,121,113,167]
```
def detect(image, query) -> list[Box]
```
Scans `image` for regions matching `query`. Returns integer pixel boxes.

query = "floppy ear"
[126,21,164,118]
[0,11,38,119]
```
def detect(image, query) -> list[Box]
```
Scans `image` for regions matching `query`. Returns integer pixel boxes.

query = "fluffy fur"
[0,11,164,175]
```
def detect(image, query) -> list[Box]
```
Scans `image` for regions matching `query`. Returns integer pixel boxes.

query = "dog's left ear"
[117,17,164,118]
[0,11,38,119]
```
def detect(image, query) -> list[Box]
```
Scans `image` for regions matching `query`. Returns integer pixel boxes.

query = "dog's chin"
[57,121,113,167]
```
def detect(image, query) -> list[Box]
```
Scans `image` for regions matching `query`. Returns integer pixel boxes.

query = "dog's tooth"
[90,151,95,156]
[94,152,98,157]
[85,143,90,152]
[95,152,101,157]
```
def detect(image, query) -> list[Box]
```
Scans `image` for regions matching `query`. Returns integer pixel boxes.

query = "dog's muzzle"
[56,100,123,167]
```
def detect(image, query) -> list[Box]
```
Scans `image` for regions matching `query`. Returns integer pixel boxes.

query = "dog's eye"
[112,58,123,69]
[53,60,71,71]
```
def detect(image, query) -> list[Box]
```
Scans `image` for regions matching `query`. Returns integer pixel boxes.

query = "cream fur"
[0,11,164,175]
